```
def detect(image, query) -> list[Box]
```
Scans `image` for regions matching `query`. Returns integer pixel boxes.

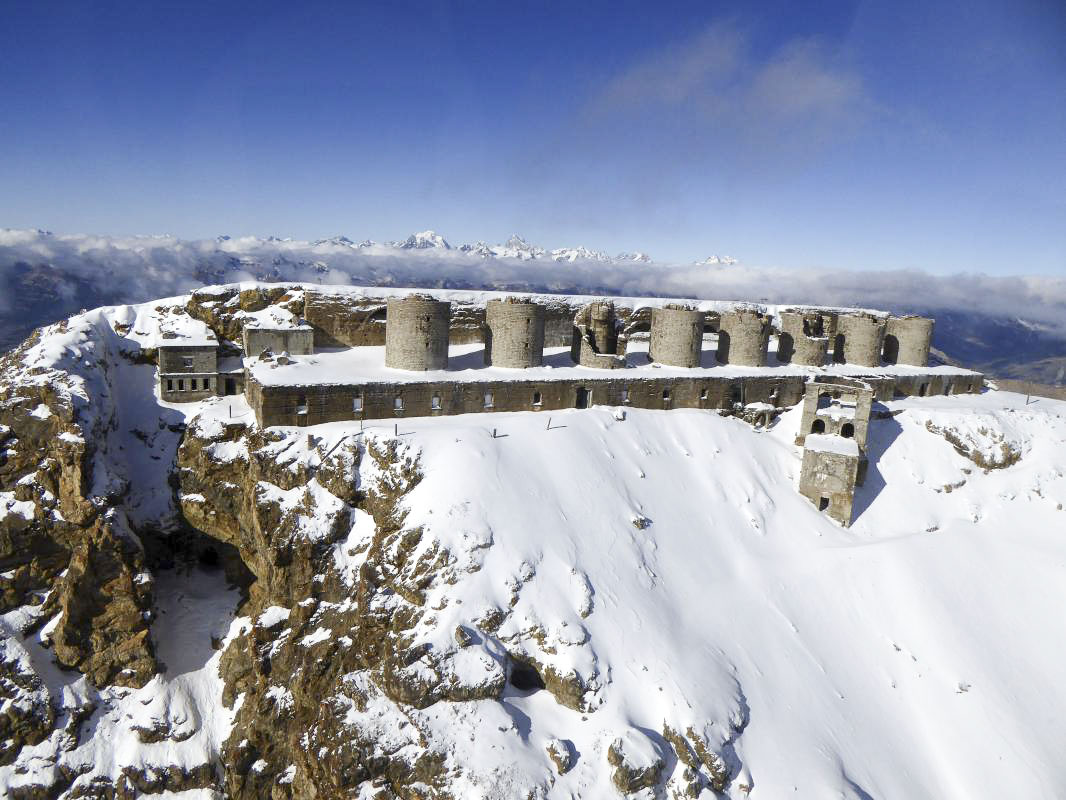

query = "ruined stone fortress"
[156,287,983,525]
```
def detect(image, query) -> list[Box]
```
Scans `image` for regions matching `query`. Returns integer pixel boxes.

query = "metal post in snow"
[546,416,551,431]
[394,423,398,437]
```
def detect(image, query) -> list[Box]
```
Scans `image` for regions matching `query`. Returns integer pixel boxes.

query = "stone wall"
[835,313,886,367]
[799,448,859,527]
[484,298,545,368]
[571,301,627,369]
[796,378,874,448]
[884,316,934,366]
[778,312,830,367]
[242,327,314,358]
[384,295,451,371]
[248,373,809,428]
[649,305,704,368]
[717,310,771,366]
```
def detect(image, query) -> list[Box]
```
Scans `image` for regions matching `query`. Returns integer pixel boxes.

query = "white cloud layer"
[1,229,1064,340]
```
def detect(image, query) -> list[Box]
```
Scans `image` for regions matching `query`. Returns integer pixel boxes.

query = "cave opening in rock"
[509,658,546,691]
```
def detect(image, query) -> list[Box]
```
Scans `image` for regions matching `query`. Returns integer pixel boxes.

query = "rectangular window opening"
[182,356,193,369]
[190,378,197,391]
[166,379,173,392]
[394,396,404,410]
[431,395,442,410]
[532,391,542,406]
[353,396,363,412]
[483,392,494,408]
[621,388,630,404]
[177,379,184,391]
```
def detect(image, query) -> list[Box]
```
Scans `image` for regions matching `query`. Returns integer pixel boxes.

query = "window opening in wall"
[819,497,830,511]
[190,378,197,391]
[431,395,442,410]
[225,378,236,395]
[662,389,671,401]
[394,396,404,410]
[817,392,832,410]
[166,379,173,392]
[621,388,630,404]
[811,419,826,434]
[777,332,794,364]
[353,396,363,412]
[944,383,953,395]
[919,383,928,397]
[183,356,193,368]
[483,392,494,408]
[532,391,542,406]
[833,334,846,363]
[882,334,900,364]
[730,385,742,405]
[296,394,308,414]
[178,379,184,391]
[841,422,855,438]
[717,330,731,364]
[575,387,589,409]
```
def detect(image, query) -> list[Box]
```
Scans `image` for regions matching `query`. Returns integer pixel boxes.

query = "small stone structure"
[242,324,314,358]
[777,311,831,366]
[571,301,627,369]
[649,304,704,368]
[483,297,545,368]
[156,319,219,403]
[796,377,874,526]
[884,315,934,366]
[717,309,772,367]
[384,294,451,371]
[834,312,886,367]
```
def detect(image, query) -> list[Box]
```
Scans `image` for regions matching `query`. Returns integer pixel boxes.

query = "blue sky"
[1,0,1064,274]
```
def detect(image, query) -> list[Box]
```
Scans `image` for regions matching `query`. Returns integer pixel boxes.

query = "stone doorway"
[575,387,589,409]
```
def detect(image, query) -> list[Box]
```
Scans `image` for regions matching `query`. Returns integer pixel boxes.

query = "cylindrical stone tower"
[484,297,545,368]
[649,304,704,367]
[884,316,934,366]
[778,311,829,367]
[835,313,886,367]
[717,309,771,367]
[385,294,451,371]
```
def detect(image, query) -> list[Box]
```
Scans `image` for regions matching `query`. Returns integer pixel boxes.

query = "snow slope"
[2,293,1065,798]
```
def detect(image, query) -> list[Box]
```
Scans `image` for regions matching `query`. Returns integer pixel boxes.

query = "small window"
[190,378,198,391]
[532,391,542,406]
[431,395,442,410]
[819,497,830,511]
[166,379,173,391]
[204,378,212,391]
[662,389,671,401]
[811,419,826,434]
[621,389,630,404]
[483,392,494,408]
[394,396,404,410]
[296,394,308,414]
[700,388,708,400]
[177,379,184,391]
[919,383,928,397]
[182,356,194,369]
[841,422,854,438]
[944,383,953,396]
[353,396,363,412]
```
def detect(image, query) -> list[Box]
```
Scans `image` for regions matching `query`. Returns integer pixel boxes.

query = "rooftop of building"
[154,314,217,348]
[247,338,980,388]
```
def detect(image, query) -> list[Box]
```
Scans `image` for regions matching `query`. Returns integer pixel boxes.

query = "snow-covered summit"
[395,230,452,250]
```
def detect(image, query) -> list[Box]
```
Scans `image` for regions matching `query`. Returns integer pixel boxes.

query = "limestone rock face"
[607,729,666,794]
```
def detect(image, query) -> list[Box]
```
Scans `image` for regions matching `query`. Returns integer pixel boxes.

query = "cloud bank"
[1,228,1064,341]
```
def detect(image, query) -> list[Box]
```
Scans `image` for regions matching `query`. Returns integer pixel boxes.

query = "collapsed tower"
[834,313,886,367]
[571,301,627,368]
[649,304,705,368]
[717,309,772,367]
[795,377,874,527]
[884,315,934,366]
[484,297,546,368]
[385,294,451,371]
[777,311,831,366]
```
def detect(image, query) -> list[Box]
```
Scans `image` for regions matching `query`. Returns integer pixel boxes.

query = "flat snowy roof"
[247,339,980,388]
[155,315,217,348]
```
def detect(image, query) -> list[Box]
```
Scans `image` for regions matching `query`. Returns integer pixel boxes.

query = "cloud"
[1,230,1064,348]
[587,22,870,137]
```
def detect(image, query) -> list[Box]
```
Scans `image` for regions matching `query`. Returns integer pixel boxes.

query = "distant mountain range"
[0,228,1062,385]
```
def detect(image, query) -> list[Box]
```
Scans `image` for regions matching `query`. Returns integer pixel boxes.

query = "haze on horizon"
[1,0,1064,277]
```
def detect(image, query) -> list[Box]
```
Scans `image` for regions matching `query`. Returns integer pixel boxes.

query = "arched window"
[841,422,854,438]
[811,419,826,434]
[882,334,899,364]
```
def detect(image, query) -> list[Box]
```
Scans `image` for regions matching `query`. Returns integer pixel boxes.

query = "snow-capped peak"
[616,251,652,263]
[697,255,738,266]
[549,245,611,263]
[398,230,452,250]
